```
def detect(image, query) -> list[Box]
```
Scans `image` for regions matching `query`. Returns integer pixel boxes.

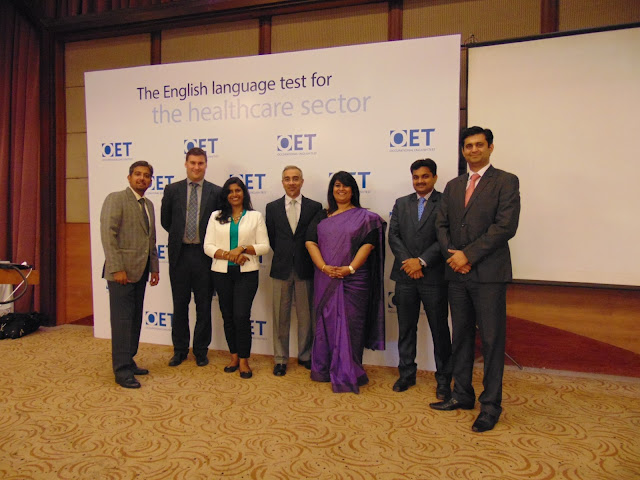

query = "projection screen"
[467,26,640,286]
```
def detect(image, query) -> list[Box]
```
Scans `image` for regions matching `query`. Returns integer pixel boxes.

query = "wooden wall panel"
[403,0,540,43]
[162,20,260,63]
[560,0,640,31]
[65,35,151,87]
[272,4,388,53]
[62,35,151,323]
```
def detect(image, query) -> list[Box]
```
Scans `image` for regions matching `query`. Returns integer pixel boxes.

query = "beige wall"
[272,5,388,53]
[162,20,260,63]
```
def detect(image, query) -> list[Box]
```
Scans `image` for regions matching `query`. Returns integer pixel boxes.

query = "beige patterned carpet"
[1,325,639,480]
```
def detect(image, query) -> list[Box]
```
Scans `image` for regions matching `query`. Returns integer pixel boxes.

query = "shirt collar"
[285,194,301,205]
[128,186,143,201]
[416,190,434,202]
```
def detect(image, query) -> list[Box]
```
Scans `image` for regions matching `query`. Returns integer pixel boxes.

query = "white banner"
[86,35,461,370]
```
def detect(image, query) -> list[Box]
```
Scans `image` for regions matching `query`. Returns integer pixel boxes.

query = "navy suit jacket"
[266,195,323,281]
[160,178,221,268]
[389,190,445,285]
[436,165,520,283]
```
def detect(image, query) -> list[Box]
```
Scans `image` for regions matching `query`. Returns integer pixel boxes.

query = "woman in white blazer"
[204,177,270,379]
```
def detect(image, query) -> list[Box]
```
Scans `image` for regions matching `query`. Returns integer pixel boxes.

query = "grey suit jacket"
[388,190,445,284]
[160,178,221,268]
[100,187,159,283]
[436,165,520,283]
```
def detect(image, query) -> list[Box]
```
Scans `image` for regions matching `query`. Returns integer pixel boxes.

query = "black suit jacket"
[160,178,222,268]
[266,195,323,281]
[436,165,520,283]
[388,190,445,284]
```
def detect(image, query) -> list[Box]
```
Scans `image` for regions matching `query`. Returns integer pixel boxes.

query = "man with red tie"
[430,127,520,433]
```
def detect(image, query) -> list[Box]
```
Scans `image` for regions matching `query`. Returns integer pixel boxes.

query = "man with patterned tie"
[266,166,322,376]
[100,161,160,388]
[430,127,520,433]
[161,147,222,367]
[388,159,451,399]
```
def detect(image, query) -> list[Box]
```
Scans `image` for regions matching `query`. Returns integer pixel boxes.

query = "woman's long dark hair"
[215,177,253,224]
[327,171,361,214]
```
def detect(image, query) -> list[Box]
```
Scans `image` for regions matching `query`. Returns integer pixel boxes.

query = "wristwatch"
[240,245,247,253]
[348,265,356,275]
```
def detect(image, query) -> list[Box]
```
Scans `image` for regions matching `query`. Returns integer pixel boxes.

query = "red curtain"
[0,2,41,311]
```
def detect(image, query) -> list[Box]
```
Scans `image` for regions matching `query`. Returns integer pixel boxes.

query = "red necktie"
[465,173,480,207]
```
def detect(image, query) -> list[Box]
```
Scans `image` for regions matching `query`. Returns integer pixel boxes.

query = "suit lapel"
[465,165,495,213]
[200,181,211,221]
[126,188,149,234]
[409,195,420,229]
[417,192,438,229]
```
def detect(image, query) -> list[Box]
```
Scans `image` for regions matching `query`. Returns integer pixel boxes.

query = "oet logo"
[184,138,218,155]
[229,173,266,192]
[251,319,267,338]
[389,129,436,150]
[277,134,317,155]
[328,171,371,190]
[387,291,397,313]
[157,244,168,263]
[147,174,175,194]
[144,311,173,328]
[101,142,133,159]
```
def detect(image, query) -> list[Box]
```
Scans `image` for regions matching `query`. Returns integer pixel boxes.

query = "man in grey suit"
[266,166,322,376]
[389,159,451,399]
[161,147,221,367]
[430,126,520,433]
[101,161,160,389]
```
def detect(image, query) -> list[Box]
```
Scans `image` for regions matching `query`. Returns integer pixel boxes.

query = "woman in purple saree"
[305,171,386,393]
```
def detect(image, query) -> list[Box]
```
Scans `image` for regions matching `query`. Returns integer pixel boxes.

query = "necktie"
[465,173,480,207]
[417,196,426,221]
[288,199,298,233]
[186,182,198,242]
[139,198,149,233]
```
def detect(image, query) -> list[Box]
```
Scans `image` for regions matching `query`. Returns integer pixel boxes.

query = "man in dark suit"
[161,147,221,367]
[430,126,520,433]
[389,159,451,399]
[266,165,322,376]
[100,161,160,389]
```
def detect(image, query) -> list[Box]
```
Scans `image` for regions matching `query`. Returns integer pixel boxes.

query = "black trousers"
[213,267,259,359]
[108,270,148,382]
[169,244,214,357]
[448,280,507,417]
[395,280,451,385]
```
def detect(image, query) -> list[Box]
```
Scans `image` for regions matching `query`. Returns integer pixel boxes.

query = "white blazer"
[203,210,271,273]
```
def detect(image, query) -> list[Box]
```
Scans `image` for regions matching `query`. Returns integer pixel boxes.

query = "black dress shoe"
[239,369,253,379]
[436,383,451,400]
[168,353,187,367]
[224,364,239,373]
[472,412,499,432]
[132,367,149,376]
[392,377,416,392]
[429,397,474,411]
[116,377,141,389]
[273,364,287,376]
[196,356,209,367]
[298,359,311,370]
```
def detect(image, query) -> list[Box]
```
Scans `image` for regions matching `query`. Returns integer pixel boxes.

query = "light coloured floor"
[1,325,639,480]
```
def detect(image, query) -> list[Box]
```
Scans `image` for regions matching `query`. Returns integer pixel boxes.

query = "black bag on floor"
[0,312,46,339]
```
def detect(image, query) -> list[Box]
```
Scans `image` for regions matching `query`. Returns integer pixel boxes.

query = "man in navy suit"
[161,147,221,367]
[266,166,322,376]
[389,159,451,399]
[430,127,520,433]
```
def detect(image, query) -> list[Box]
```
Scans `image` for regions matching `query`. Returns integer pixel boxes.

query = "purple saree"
[310,208,386,393]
